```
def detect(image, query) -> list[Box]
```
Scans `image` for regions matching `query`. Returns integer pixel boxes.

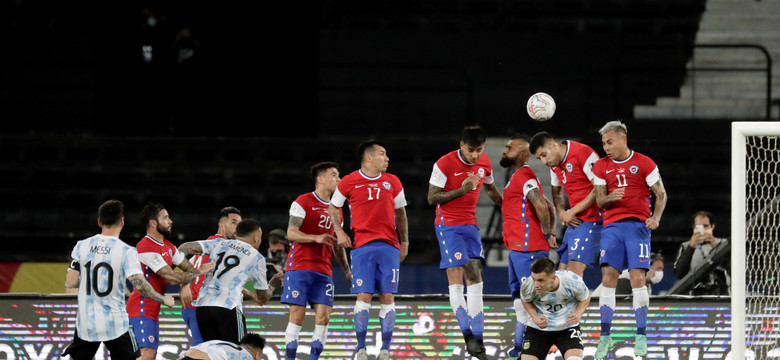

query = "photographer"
[673,210,730,295]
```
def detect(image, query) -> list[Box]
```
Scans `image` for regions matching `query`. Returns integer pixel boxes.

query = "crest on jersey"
[478,168,485,177]
[382,181,391,190]
[454,252,462,260]
[629,165,639,174]
[168,249,173,258]
[600,249,606,259]
[356,278,363,287]
[292,290,299,298]
[565,162,574,173]
[148,335,155,343]
[523,339,530,350]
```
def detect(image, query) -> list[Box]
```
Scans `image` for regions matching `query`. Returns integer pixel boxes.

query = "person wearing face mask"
[267,229,290,271]
[673,211,730,296]
[591,253,664,297]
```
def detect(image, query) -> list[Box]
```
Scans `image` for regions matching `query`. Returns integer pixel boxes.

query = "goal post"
[731,121,780,360]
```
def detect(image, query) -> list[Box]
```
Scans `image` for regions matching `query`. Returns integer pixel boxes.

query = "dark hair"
[357,139,386,164]
[693,210,715,225]
[530,257,556,275]
[650,252,664,264]
[529,131,554,154]
[240,332,266,352]
[461,125,486,147]
[98,200,124,226]
[311,161,339,185]
[235,219,261,238]
[140,202,165,227]
[218,206,241,222]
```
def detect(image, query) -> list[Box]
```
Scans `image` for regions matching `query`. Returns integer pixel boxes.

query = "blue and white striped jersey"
[520,270,590,331]
[194,239,268,310]
[179,340,253,360]
[70,234,143,341]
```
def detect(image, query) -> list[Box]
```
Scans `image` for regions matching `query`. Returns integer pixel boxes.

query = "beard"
[157,222,172,238]
[499,155,514,168]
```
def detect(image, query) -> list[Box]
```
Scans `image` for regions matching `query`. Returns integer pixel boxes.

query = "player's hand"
[607,188,625,203]
[534,315,548,329]
[179,284,193,308]
[400,241,409,262]
[162,295,175,308]
[269,272,284,289]
[198,262,216,275]
[461,173,481,192]
[345,270,352,284]
[645,216,660,230]
[567,312,582,325]
[561,210,583,228]
[244,290,263,305]
[547,234,558,249]
[336,230,352,249]
[324,234,338,246]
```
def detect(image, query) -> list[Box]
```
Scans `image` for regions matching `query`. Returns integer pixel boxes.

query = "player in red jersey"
[499,134,557,360]
[529,131,603,277]
[427,125,502,359]
[591,121,668,359]
[282,162,351,360]
[127,202,213,360]
[179,206,242,346]
[328,140,409,360]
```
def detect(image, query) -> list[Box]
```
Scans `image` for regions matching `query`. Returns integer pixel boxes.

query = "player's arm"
[333,243,352,283]
[395,206,410,262]
[567,295,591,325]
[483,182,503,207]
[328,203,352,249]
[178,241,205,256]
[552,185,583,227]
[595,184,623,208]
[527,188,554,236]
[521,299,547,329]
[426,163,480,205]
[128,273,175,307]
[646,178,668,230]
[287,216,335,245]
[65,260,80,288]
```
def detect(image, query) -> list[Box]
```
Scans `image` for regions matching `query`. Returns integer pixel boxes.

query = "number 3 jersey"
[69,234,143,341]
[286,192,343,276]
[592,150,660,225]
[194,238,269,310]
[520,270,590,331]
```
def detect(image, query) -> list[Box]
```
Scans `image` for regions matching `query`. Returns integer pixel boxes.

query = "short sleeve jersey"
[592,150,660,225]
[70,234,143,341]
[181,340,254,360]
[520,270,590,331]
[330,169,407,249]
[429,149,495,226]
[549,140,601,222]
[127,235,185,320]
[287,192,342,276]
[502,165,549,252]
[184,233,221,310]
[194,239,268,310]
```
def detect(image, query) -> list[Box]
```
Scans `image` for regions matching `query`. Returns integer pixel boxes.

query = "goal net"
[732,121,780,360]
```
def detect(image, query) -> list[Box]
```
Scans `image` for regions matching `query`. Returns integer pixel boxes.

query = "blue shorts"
[599,220,652,272]
[281,270,335,307]
[129,316,159,349]
[181,307,203,346]
[558,221,602,268]
[435,224,485,269]
[351,240,400,294]
[508,250,549,299]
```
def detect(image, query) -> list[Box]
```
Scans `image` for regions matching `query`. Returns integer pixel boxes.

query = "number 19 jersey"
[194,239,268,310]
[70,234,143,341]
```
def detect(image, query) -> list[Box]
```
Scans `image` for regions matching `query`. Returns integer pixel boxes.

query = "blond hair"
[599,120,628,136]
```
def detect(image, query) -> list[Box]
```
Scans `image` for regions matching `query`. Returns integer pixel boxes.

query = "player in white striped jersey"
[177,333,266,360]
[518,258,590,360]
[178,219,284,344]
[63,200,175,360]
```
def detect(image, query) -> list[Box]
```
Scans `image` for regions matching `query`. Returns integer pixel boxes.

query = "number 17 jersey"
[194,239,268,310]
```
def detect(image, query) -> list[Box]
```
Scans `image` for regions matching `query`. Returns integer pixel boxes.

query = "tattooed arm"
[128,273,175,307]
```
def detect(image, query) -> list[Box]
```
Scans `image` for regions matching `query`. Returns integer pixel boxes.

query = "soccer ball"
[526,92,556,121]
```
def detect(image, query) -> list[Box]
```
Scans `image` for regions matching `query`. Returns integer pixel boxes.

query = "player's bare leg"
[595,265,619,359]
[139,348,155,360]
[464,259,488,360]
[565,260,587,277]
[309,304,332,360]
[377,293,396,360]
[629,268,649,356]
[285,305,306,360]
[354,292,373,360]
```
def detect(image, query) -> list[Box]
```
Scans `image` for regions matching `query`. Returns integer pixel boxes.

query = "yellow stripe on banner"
[10,263,71,294]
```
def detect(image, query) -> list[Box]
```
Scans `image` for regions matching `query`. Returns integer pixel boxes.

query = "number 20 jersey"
[70,234,143,341]
[193,239,268,310]
[286,192,342,276]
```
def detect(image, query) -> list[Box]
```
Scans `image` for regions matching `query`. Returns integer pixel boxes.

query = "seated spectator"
[591,253,664,296]
[673,211,730,295]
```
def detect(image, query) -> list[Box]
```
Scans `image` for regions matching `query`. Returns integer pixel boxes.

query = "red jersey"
[429,149,495,226]
[183,234,220,309]
[502,165,549,252]
[330,169,406,249]
[286,192,342,276]
[549,140,601,222]
[127,235,185,320]
[592,150,660,225]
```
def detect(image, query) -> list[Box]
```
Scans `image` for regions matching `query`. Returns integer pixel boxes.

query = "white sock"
[285,322,302,345]
[312,324,328,346]
[448,284,467,313]
[566,357,583,360]
[466,282,484,317]
[379,303,395,318]
[354,300,371,314]
[600,286,616,312]
[632,286,649,309]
